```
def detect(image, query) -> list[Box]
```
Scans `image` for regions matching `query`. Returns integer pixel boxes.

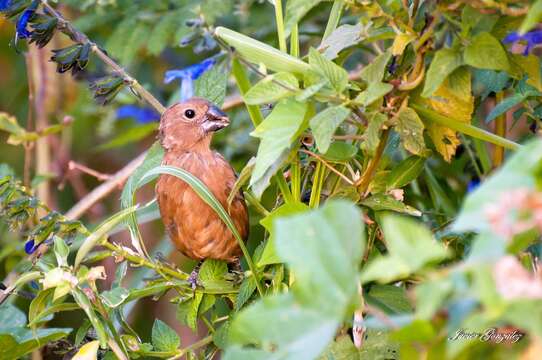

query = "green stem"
[291,160,301,201]
[275,173,294,204]
[274,0,287,52]
[244,191,270,216]
[309,162,326,208]
[322,0,344,40]
[411,104,520,151]
[290,24,299,57]
[232,58,264,126]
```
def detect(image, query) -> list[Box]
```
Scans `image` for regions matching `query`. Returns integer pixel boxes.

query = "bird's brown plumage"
[156,98,248,262]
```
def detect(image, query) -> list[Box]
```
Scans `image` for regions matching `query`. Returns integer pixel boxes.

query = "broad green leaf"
[250,99,308,195]
[97,123,157,151]
[101,287,130,308]
[454,138,542,233]
[74,205,139,268]
[308,48,349,93]
[486,93,526,123]
[0,303,26,329]
[275,200,365,316]
[422,48,463,97]
[194,63,229,107]
[235,276,257,311]
[519,0,542,34]
[360,194,422,217]
[72,340,99,360]
[152,319,180,352]
[257,202,309,266]
[361,214,449,283]
[473,69,509,99]
[53,236,69,267]
[28,303,81,326]
[365,284,412,314]
[244,72,299,105]
[414,278,454,320]
[511,54,542,91]
[391,32,415,56]
[354,82,393,106]
[361,112,387,156]
[147,10,187,55]
[215,27,310,75]
[385,156,426,190]
[225,293,338,360]
[309,105,351,153]
[0,327,72,360]
[284,0,322,36]
[359,50,392,84]
[322,142,358,161]
[0,112,25,138]
[464,32,509,71]
[199,259,228,282]
[395,107,426,156]
[319,23,363,60]
[318,332,399,360]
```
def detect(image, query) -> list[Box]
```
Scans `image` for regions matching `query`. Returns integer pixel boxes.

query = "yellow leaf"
[392,32,416,56]
[420,67,473,161]
[73,340,100,360]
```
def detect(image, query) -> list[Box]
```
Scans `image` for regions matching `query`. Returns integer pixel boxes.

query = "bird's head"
[159,97,230,151]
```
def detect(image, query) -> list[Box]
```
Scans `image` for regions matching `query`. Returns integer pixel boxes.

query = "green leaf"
[106,17,137,61]
[258,202,309,266]
[152,319,180,352]
[101,287,130,308]
[319,23,363,60]
[284,0,322,36]
[147,11,185,55]
[411,104,520,151]
[309,105,351,153]
[53,236,69,267]
[0,328,72,359]
[360,194,422,217]
[236,277,257,311]
[28,303,81,327]
[454,138,542,233]
[122,23,151,65]
[275,200,365,316]
[194,63,229,107]
[485,93,526,123]
[385,156,426,190]
[361,112,387,156]
[308,48,349,93]
[0,303,26,329]
[225,293,339,360]
[250,99,308,196]
[361,214,449,283]
[0,112,25,138]
[243,72,299,105]
[519,0,542,34]
[359,50,392,84]
[355,82,394,106]
[464,32,509,71]
[366,285,412,314]
[199,259,228,282]
[215,27,310,75]
[322,142,358,161]
[97,123,157,151]
[74,205,139,268]
[422,48,463,97]
[395,107,426,155]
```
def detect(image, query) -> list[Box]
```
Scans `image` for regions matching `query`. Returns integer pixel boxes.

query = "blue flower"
[15,1,38,40]
[0,0,11,11]
[24,239,39,254]
[164,56,217,101]
[117,105,160,124]
[503,30,542,55]
[467,178,480,193]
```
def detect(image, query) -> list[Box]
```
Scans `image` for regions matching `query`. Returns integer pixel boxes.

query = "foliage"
[1,0,542,359]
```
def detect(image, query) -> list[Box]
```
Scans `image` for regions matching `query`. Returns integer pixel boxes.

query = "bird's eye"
[184,109,196,119]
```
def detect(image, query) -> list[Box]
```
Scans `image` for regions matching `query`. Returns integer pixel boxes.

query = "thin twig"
[68,161,111,181]
[300,149,354,185]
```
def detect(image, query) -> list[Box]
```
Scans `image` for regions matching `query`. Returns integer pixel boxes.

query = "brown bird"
[156,98,248,286]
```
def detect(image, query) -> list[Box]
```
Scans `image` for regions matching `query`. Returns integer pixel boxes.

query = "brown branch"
[68,161,111,182]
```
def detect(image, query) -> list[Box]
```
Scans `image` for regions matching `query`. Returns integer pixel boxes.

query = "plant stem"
[309,161,326,208]
[493,91,506,167]
[274,0,287,52]
[290,24,299,57]
[357,129,390,195]
[231,58,264,127]
[275,173,294,204]
[322,0,344,40]
[40,0,166,115]
[168,336,214,360]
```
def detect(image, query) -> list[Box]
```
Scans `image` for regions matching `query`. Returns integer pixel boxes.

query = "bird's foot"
[229,258,244,284]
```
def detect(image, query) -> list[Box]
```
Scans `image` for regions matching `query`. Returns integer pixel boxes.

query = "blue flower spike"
[164,56,217,101]
[15,0,38,40]
[24,239,39,254]
[0,0,12,11]
[116,105,160,124]
[503,30,542,55]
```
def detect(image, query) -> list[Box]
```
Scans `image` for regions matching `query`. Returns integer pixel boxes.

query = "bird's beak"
[202,105,230,133]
